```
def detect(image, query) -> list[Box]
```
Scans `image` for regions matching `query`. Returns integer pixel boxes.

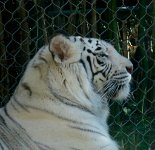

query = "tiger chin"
[0,34,133,150]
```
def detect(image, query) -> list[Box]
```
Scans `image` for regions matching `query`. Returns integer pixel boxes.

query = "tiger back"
[0,34,133,150]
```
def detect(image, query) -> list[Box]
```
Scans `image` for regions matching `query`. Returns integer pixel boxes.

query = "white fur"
[0,35,132,150]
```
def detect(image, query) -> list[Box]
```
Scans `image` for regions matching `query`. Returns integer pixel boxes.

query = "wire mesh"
[0,0,155,149]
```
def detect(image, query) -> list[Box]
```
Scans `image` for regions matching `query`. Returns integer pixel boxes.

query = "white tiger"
[0,34,133,150]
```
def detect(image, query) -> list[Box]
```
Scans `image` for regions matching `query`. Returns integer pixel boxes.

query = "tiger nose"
[126,65,133,74]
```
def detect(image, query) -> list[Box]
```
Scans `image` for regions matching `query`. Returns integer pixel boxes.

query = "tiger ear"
[50,34,80,63]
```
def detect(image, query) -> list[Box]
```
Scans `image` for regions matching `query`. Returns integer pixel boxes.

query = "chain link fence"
[0,0,155,149]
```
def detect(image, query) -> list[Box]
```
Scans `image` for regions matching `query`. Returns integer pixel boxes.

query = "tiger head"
[50,34,133,101]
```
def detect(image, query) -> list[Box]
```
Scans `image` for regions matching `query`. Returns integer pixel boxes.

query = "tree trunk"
[148,0,155,114]
[91,0,97,37]
[68,0,76,34]
[107,0,121,53]
[34,0,48,48]
[135,0,148,116]
[80,0,86,36]
[19,0,30,62]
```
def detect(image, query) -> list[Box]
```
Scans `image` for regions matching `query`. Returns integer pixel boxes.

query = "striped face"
[69,36,133,100]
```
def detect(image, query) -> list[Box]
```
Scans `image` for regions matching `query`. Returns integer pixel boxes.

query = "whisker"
[101,81,117,99]
[106,84,117,100]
